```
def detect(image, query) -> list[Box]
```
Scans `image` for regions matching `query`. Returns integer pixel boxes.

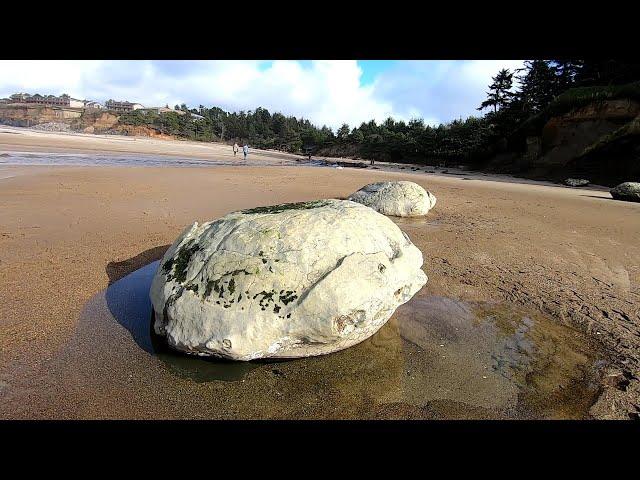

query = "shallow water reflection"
[394,297,606,418]
[5,261,607,419]
[0,151,330,169]
[105,260,257,382]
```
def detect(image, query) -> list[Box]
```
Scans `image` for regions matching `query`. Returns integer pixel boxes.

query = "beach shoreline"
[0,133,638,419]
[0,125,613,191]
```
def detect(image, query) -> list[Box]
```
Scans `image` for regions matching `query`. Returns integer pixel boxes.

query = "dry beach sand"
[0,129,639,419]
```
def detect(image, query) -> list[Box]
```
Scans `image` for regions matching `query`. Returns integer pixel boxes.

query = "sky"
[0,60,524,130]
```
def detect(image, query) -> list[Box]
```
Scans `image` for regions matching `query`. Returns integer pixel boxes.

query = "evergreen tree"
[114,58,640,167]
[576,60,640,86]
[515,60,561,113]
[552,60,583,90]
[337,123,350,141]
[478,69,514,112]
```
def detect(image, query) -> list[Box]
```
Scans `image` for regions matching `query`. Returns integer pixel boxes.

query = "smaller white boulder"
[348,181,436,217]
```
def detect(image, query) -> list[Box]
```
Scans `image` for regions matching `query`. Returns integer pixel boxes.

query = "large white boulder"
[610,182,640,202]
[149,199,427,360]
[348,181,436,217]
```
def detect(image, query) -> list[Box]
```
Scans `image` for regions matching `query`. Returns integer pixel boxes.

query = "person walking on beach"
[243,144,249,160]
[233,142,239,157]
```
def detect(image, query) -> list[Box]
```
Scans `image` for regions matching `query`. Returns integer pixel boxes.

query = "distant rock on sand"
[610,182,640,202]
[149,199,427,360]
[348,181,437,217]
[31,122,72,133]
[564,178,590,187]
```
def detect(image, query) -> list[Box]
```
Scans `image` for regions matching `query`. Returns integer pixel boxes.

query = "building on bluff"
[0,93,90,109]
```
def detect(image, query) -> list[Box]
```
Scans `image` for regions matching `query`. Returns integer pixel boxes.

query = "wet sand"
[0,262,606,419]
[0,125,307,163]
[0,142,639,419]
[0,125,613,188]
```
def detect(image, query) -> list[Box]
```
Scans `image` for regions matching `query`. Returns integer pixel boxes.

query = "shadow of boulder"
[103,246,260,381]
[106,244,170,285]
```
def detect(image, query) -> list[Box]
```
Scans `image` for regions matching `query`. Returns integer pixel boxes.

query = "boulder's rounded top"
[348,181,436,217]
[150,198,427,361]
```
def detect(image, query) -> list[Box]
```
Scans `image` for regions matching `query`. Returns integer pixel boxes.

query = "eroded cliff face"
[110,124,175,139]
[76,111,120,132]
[567,114,640,185]
[0,105,82,126]
[538,100,640,166]
[497,99,640,185]
[0,105,174,140]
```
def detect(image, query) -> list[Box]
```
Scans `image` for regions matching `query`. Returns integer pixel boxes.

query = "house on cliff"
[104,100,144,112]
[4,93,87,108]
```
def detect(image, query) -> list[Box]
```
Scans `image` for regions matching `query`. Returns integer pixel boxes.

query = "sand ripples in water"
[0,260,608,419]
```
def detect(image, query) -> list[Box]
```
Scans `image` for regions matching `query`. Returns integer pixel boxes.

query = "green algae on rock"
[162,240,201,283]
[241,200,331,215]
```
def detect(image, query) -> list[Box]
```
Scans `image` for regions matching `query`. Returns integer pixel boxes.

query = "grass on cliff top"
[519,81,640,134]
[551,81,640,112]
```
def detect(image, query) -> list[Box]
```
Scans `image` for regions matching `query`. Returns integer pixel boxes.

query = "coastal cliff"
[486,98,640,186]
[0,104,174,140]
[2,97,638,186]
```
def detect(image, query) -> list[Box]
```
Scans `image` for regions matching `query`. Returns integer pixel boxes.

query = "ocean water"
[0,151,328,168]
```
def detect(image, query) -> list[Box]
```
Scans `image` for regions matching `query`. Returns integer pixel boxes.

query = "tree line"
[117,60,640,165]
[476,60,640,145]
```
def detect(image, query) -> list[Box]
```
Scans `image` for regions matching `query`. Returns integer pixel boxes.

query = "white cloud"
[0,60,101,96]
[0,60,524,130]
[371,60,525,124]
